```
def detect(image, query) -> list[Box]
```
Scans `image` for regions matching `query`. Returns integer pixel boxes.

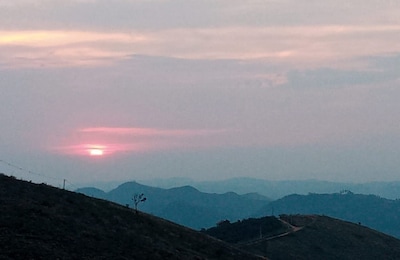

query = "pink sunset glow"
[51,127,230,157]
[53,143,152,157]
[2,0,400,184]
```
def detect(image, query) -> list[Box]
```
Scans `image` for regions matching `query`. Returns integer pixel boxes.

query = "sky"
[1,0,400,187]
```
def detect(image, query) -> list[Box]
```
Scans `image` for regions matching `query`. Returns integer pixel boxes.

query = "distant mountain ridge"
[78,180,400,238]
[140,177,400,200]
[256,191,400,238]
[77,181,269,229]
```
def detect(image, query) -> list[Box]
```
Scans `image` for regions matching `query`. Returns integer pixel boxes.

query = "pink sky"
[1,0,400,185]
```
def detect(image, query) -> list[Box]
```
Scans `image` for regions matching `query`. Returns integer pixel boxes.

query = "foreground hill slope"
[0,174,263,259]
[205,215,400,260]
[264,215,400,260]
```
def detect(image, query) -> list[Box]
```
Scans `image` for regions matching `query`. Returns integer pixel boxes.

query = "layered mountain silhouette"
[256,191,400,238]
[77,181,269,229]
[79,181,400,239]
[141,177,400,200]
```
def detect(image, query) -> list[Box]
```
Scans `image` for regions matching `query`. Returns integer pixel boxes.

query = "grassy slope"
[229,215,400,260]
[0,174,263,260]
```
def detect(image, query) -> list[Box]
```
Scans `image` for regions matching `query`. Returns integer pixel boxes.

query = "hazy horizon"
[1,1,400,186]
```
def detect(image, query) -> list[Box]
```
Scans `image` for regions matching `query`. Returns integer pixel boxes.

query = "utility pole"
[63,179,66,190]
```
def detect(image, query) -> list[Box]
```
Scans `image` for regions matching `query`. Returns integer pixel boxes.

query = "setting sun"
[89,148,104,156]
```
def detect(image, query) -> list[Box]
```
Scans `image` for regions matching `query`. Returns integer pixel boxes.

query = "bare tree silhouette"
[132,193,146,213]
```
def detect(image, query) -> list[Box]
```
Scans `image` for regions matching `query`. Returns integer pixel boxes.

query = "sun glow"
[89,148,104,156]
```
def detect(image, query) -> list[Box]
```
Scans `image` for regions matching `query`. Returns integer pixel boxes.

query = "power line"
[0,158,78,191]
[0,159,60,181]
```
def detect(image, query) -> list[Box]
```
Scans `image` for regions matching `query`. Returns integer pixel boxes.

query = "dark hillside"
[0,174,263,259]
[205,214,400,260]
[204,216,288,244]
[262,215,400,260]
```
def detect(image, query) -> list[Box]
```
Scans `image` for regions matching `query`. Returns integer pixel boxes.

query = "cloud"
[2,0,400,30]
[0,30,147,67]
[283,53,400,89]
[0,30,143,47]
[364,53,400,72]
[2,24,400,69]
[79,127,228,136]
[285,69,389,89]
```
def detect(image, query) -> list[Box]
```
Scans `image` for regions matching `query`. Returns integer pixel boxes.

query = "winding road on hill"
[239,215,317,246]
